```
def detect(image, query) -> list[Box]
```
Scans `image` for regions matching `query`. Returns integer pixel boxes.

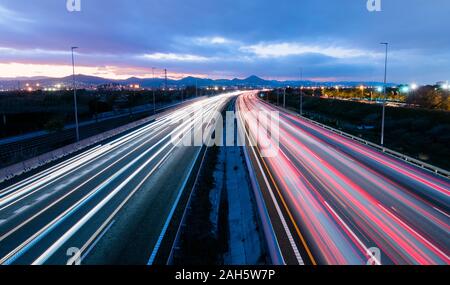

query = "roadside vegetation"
[319,85,449,111]
[0,87,212,138]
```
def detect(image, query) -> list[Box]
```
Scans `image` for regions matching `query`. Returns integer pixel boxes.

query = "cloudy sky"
[0,0,449,83]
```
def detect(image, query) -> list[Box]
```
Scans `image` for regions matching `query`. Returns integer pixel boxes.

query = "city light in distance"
[401,86,410,93]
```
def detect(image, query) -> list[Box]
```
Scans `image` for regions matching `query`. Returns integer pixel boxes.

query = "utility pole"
[129,85,135,117]
[380,43,388,147]
[195,79,198,97]
[164,69,168,91]
[163,68,168,99]
[300,68,304,116]
[283,87,286,108]
[71,46,80,142]
[152,67,156,114]
[277,89,280,106]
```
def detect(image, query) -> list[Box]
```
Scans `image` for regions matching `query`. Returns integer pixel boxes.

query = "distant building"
[97,83,123,91]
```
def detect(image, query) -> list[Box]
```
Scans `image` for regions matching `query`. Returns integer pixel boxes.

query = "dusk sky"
[0,0,449,83]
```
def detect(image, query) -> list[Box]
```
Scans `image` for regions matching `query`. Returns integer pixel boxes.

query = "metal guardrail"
[272,103,450,179]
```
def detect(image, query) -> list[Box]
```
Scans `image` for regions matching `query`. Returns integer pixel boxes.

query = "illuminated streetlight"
[380,42,388,146]
[71,46,80,142]
[299,68,304,116]
[400,86,410,93]
[442,81,449,90]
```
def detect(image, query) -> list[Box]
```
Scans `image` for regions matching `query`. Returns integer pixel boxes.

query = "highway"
[0,93,236,265]
[237,92,450,265]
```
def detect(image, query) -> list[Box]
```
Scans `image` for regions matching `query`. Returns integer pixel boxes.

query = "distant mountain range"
[0,74,396,89]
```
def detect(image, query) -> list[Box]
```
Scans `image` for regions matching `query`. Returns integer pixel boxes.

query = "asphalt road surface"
[237,92,449,265]
[0,92,236,265]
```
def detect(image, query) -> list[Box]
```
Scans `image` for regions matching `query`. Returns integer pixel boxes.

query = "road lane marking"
[35,193,52,202]
[236,106,308,265]
[0,112,174,207]
[0,95,234,264]
[30,98,229,265]
[0,124,172,236]
[0,122,181,264]
[0,118,177,227]
[14,205,31,214]
[433,207,450,219]
[378,203,449,262]
[147,147,202,265]
[324,201,380,265]
[81,220,116,263]
[148,98,231,265]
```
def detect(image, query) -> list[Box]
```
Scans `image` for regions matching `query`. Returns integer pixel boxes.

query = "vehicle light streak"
[237,92,450,265]
[0,93,235,265]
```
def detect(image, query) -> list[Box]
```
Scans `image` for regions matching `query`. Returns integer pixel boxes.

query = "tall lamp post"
[195,79,198,97]
[152,67,156,114]
[380,42,388,146]
[299,68,303,116]
[71,47,80,142]
[277,89,280,106]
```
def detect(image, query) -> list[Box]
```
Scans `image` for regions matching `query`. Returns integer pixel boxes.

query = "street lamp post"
[71,47,80,142]
[283,87,286,108]
[152,67,156,115]
[299,68,303,116]
[277,89,280,106]
[380,42,388,147]
[195,79,198,97]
